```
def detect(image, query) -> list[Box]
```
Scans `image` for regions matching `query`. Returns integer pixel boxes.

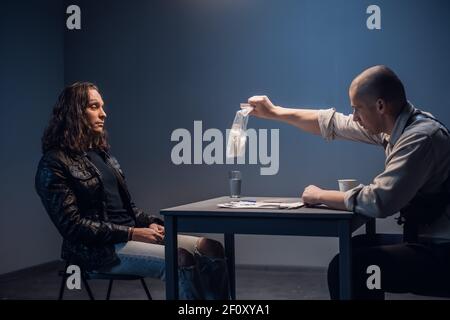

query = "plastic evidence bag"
[226,103,254,158]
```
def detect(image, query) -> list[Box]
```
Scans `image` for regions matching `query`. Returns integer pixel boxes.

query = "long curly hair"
[41,82,110,154]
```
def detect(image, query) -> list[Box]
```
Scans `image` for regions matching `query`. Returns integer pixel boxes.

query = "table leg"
[365,218,376,235]
[338,221,352,300]
[224,233,236,300]
[164,216,178,300]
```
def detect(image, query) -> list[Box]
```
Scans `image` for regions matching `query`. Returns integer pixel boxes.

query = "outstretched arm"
[247,95,321,135]
[247,95,383,145]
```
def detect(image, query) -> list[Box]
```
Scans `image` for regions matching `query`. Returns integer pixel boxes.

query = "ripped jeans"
[96,235,230,300]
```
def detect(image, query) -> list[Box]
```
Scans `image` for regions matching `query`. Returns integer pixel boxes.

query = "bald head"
[350,65,407,115]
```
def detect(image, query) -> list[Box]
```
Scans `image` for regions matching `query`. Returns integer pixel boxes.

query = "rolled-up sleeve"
[343,134,434,218]
[343,184,365,211]
[318,108,337,141]
[317,108,384,145]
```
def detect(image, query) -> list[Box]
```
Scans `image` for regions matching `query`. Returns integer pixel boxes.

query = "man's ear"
[376,99,386,114]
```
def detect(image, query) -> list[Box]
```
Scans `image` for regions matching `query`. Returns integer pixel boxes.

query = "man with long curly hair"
[35,82,230,300]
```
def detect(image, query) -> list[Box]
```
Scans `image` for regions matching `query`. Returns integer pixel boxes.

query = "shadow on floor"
[0,261,447,300]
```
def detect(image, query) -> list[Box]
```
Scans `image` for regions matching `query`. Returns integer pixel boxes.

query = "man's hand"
[301,185,324,205]
[247,95,322,135]
[132,227,164,244]
[149,223,164,236]
[302,185,348,210]
[247,95,280,120]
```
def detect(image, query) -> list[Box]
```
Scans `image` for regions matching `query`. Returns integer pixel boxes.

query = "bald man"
[247,65,450,299]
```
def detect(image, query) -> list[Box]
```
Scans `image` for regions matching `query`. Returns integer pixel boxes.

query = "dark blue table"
[161,196,375,300]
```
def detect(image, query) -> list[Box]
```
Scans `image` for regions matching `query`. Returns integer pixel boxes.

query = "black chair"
[58,262,152,300]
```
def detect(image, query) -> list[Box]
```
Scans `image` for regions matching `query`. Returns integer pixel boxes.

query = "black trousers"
[328,233,450,300]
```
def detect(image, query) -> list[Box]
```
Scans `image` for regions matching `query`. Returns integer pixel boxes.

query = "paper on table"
[217,200,304,209]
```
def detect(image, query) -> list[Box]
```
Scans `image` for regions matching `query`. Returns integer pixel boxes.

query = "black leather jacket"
[35,149,163,271]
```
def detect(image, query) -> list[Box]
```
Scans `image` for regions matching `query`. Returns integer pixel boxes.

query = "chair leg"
[106,280,113,300]
[82,277,95,300]
[140,278,152,300]
[58,275,66,300]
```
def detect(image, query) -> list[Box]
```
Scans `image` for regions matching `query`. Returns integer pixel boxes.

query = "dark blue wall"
[0,0,64,274]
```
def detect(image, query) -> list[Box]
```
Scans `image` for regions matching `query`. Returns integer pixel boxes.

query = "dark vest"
[397,111,450,242]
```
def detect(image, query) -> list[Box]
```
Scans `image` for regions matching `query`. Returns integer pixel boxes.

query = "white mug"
[338,179,359,192]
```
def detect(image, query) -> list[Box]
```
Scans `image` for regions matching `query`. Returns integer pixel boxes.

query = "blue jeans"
[96,235,230,300]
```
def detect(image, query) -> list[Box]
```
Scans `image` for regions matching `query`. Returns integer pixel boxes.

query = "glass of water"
[229,170,242,198]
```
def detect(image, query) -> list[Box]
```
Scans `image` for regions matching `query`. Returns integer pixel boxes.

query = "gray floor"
[0,261,445,300]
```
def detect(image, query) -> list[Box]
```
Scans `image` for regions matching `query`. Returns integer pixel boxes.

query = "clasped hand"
[131,223,165,244]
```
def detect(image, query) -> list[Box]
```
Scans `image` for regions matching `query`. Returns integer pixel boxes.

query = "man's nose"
[99,107,107,119]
